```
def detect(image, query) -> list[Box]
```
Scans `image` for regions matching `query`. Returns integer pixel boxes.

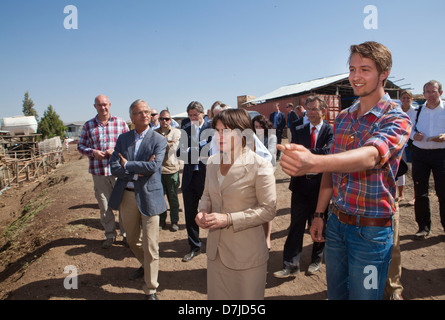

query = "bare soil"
[0,142,444,300]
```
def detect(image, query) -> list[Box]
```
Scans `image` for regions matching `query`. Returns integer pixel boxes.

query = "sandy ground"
[0,142,444,301]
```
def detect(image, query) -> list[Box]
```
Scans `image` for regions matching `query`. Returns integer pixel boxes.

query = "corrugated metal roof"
[246,73,349,104]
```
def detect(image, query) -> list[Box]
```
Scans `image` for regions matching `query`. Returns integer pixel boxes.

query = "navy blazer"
[109,129,168,216]
[289,121,334,191]
[287,110,298,127]
[269,112,286,131]
[178,120,213,191]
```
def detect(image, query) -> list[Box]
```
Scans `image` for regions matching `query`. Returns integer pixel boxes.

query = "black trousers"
[276,129,283,158]
[412,146,445,232]
[182,171,205,251]
[283,177,325,268]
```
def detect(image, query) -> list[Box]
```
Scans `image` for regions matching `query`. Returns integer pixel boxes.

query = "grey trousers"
[92,175,125,239]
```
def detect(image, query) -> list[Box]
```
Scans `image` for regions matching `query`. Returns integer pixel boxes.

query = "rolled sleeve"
[364,112,412,168]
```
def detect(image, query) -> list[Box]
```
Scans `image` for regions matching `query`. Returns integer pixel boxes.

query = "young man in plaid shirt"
[278,42,412,299]
[78,95,129,249]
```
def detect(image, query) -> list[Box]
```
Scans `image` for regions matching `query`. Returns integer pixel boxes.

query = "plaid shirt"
[331,94,412,217]
[78,115,129,176]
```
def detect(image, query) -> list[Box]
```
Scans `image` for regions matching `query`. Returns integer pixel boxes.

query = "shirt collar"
[349,93,393,119]
[135,127,150,140]
[193,120,205,130]
[95,114,114,125]
[310,121,323,131]
[158,126,171,136]
[423,99,444,110]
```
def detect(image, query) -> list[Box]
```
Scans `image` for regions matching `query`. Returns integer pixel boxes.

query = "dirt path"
[0,143,444,300]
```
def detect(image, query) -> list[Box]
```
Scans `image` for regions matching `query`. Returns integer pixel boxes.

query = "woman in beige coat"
[195,108,276,300]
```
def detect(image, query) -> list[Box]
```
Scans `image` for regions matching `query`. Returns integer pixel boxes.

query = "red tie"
[311,127,316,149]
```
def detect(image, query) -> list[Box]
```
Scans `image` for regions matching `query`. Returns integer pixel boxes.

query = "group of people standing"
[78,97,278,300]
[77,40,444,300]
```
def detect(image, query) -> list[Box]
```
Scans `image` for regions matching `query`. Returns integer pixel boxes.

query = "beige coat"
[155,126,181,174]
[199,148,276,270]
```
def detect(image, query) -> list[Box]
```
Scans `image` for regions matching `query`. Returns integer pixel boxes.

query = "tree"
[37,105,66,139]
[22,91,39,121]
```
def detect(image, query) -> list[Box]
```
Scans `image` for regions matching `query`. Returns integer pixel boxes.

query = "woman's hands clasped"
[196,211,229,230]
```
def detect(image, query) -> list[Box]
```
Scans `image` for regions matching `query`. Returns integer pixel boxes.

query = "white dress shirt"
[413,100,445,150]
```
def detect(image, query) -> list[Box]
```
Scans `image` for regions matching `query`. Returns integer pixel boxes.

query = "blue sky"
[1,0,444,122]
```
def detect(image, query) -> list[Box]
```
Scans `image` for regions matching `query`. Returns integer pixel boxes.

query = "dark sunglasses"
[151,113,158,116]
[159,117,171,121]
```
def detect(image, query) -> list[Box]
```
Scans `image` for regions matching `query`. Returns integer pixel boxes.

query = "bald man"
[78,95,129,248]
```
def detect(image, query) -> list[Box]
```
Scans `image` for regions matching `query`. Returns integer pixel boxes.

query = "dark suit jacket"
[178,120,213,191]
[289,121,334,192]
[109,129,168,216]
[289,114,309,143]
[269,111,286,132]
[287,110,298,128]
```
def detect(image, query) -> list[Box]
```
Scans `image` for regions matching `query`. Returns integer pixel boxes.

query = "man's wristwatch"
[313,212,326,219]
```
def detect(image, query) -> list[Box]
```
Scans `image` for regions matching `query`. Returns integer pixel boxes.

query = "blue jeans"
[325,212,393,300]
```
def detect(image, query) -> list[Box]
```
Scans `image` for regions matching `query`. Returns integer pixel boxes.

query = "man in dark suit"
[274,96,333,278]
[289,105,309,143]
[178,101,213,262]
[269,103,286,160]
[109,99,167,300]
[286,103,298,128]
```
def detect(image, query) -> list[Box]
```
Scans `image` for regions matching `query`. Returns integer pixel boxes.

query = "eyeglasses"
[151,113,158,116]
[159,117,171,121]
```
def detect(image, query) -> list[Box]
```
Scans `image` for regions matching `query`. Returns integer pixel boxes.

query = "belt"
[125,188,135,192]
[331,206,392,227]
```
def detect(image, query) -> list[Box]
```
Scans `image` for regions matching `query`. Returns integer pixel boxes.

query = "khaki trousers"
[120,190,160,295]
[385,202,403,297]
[92,175,125,239]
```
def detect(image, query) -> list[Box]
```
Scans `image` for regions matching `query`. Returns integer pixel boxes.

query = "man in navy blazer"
[274,96,334,278]
[289,105,310,143]
[177,101,213,262]
[109,99,167,300]
[269,103,286,159]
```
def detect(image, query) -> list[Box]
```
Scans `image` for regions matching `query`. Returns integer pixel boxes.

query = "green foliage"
[22,91,39,121]
[37,105,66,139]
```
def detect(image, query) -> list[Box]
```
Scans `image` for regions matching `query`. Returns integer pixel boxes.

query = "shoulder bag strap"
[413,105,423,133]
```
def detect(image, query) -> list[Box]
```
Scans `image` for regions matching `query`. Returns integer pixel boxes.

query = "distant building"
[64,121,85,139]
